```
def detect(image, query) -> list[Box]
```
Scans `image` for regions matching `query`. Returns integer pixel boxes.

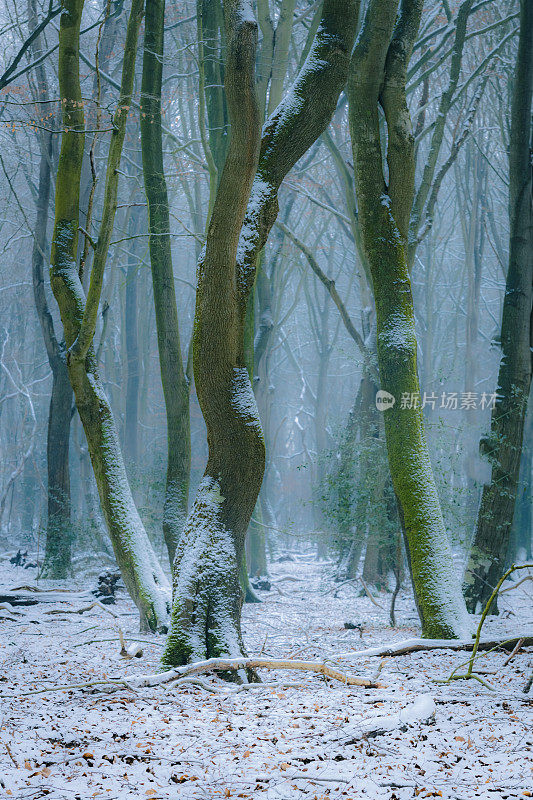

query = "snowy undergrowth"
[0,554,531,799]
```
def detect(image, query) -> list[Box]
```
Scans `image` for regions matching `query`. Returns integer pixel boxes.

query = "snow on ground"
[0,552,532,800]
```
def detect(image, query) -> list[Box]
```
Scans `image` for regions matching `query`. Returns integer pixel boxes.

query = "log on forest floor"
[17,656,381,696]
[0,590,94,606]
[333,633,533,660]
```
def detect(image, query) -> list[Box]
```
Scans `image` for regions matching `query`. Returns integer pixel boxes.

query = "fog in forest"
[0,0,531,797]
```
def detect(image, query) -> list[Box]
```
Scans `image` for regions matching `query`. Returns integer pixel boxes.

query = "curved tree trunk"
[162,0,263,667]
[348,0,470,638]
[162,0,360,668]
[50,0,170,631]
[463,0,533,612]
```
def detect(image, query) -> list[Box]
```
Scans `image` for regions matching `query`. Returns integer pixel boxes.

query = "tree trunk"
[50,0,170,630]
[124,208,140,469]
[463,0,533,612]
[25,0,73,577]
[141,0,191,567]
[42,360,73,577]
[348,0,470,638]
[248,507,268,576]
[162,0,263,667]
[162,0,359,667]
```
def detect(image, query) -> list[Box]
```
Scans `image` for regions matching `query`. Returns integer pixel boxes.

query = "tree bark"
[26,0,73,578]
[50,0,171,631]
[162,0,262,667]
[141,0,191,567]
[463,0,533,612]
[124,207,141,468]
[348,0,470,638]
[162,0,360,668]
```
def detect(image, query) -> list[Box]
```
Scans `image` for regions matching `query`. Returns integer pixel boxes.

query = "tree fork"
[50,0,171,631]
[348,0,470,638]
[162,0,360,669]
[162,0,263,668]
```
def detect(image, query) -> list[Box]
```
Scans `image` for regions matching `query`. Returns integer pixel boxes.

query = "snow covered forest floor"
[0,553,532,800]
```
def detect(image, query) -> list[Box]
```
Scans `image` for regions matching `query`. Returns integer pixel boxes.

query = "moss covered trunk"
[163,0,359,667]
[42,359,73,576]
[50,0,171,631]
[141,0,191,567]
[162,0,263,666]
[26,0,73,578]
[463,0,533,612]
[348,0,470,638]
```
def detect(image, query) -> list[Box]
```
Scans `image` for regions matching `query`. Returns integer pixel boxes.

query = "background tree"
[463,0,533,611]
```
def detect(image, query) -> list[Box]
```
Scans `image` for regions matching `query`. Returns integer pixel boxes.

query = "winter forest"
[0,0,532,797]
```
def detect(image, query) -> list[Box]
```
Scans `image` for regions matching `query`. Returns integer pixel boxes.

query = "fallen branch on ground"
[16,657,379,696]
[359,577,385,609]
[333,632,532,660]
[44,601,118,618]
[290,695,436,766]
[0,589,93,606]
[0,602,22,615]
[503,638,525,666]
[137,657,378,687]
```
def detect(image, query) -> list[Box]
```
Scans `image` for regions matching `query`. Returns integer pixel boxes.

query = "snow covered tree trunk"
[162,0,360,668]
[141,0,191,566]
[49,0,171,631]
[463,0,533,612]
[162,0,263,667]
[348,0,470,638]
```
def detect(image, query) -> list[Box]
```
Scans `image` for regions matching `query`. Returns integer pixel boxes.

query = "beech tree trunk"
[162,0,263,667]
[141,0,191,567]
[348,0,470,638]
[162,0,360,668]
[50,0,171,631]
[27,0,73,578]
[124,207,141,468]
[463,0,533,612]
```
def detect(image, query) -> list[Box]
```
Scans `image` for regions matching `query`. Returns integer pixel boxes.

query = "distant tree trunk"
[348,0,470,637]
[248,514,267,576]
[43,357,73,575]
[141,0,191,567]
[26,0,73,577]
[463,0,533,612]
[124,207,141,468]
[50,0,170,630]
[162,0,359,667]
[21,456,36,536]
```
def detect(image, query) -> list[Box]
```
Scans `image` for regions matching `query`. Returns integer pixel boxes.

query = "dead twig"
[359,577,385,609]
[503,637,525,666]
[44,601,118,618]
